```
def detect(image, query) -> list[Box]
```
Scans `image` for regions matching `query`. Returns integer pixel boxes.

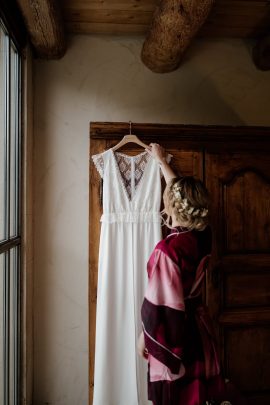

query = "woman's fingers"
[138,347,147,359]
[143,348,149,359]
[147,143,161,152]
[137,331,148,360]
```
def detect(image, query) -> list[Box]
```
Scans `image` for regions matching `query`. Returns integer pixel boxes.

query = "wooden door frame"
[89,122,270,404]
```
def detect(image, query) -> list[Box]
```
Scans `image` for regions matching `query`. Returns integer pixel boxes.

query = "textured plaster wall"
[33,35,270,405]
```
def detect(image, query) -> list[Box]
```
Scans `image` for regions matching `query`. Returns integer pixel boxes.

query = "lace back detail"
[114,152,151,201]
[135,153,149,188]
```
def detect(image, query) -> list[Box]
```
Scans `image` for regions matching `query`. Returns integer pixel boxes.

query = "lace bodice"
[91,148,173,223]
[92,150,172,200]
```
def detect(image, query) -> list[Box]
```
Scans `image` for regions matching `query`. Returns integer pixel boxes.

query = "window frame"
[0,17,23,405]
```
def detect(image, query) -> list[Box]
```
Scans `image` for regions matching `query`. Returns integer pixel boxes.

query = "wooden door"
[205,152,270,405]
[89,122,270,405]
[89,123,204,403]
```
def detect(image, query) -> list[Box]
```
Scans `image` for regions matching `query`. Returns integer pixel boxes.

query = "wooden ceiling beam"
[141,0,216,73]
[252,34,270,71]
[16,0,66,59]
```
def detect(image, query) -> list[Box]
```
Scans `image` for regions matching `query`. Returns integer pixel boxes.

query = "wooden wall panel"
[224,272,270,308]
[225,326,270,392]
[90,123,270,405]
[245,172,270,251]
[206,150,270,405]
[224,176,245,251]
[167,150,203,179]
[224,171,270,252]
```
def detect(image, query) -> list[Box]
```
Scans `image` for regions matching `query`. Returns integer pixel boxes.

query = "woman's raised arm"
[145,143,177,184]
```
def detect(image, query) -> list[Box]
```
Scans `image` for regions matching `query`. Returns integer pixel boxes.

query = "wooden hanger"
[111,121,149,151]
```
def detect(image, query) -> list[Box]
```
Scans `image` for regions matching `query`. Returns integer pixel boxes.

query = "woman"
[137,144,246,405]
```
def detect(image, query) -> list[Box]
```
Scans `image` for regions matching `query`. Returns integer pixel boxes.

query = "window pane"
[0,26,6,241]
[0,254,4,404]
[9,246,19,404]
[9,44,19,238]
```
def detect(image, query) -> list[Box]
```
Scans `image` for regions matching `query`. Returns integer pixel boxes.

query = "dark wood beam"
[16,0,66,59]
[252,33,270,71]
[141,0,215,73]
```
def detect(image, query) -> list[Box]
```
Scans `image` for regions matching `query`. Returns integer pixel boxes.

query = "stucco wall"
[33,35,270,405]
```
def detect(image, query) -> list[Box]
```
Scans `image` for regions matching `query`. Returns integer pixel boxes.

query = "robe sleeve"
[141,248,185,374]
[91,152,104,178]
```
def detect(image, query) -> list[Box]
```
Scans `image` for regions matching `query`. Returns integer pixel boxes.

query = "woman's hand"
[137,331,148,360]
[145,143,167,164]
[146,143,177,184]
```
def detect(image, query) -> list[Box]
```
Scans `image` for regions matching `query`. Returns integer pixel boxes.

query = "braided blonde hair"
[161,176,210,231]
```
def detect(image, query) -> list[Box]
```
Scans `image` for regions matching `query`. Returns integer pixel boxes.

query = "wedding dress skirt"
[91,148,171,405]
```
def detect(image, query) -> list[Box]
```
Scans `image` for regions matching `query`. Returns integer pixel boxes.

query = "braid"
[161,177,210,231]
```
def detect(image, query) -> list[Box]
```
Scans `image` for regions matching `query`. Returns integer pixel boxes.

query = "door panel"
[225,326,270,392]
[167,149,203,179]
[225,271,270,308]
[224,171,270,252]
[89,123,270,405]
[206,152,270,405]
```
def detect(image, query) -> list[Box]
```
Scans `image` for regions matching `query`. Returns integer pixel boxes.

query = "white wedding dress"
[91,147,171,405]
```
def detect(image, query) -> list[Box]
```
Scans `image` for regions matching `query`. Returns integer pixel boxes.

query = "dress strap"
[91,151,105,178]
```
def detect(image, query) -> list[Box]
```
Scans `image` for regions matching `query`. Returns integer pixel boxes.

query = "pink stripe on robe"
[145,249,185,312]
[141,248,220,383]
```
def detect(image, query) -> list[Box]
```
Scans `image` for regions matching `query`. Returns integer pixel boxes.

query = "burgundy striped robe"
[141,226,246,405]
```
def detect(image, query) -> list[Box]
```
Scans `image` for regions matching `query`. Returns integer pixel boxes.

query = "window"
[0,18,22,405]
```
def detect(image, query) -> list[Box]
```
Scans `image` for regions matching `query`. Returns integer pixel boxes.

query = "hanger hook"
[129,120,132,135]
